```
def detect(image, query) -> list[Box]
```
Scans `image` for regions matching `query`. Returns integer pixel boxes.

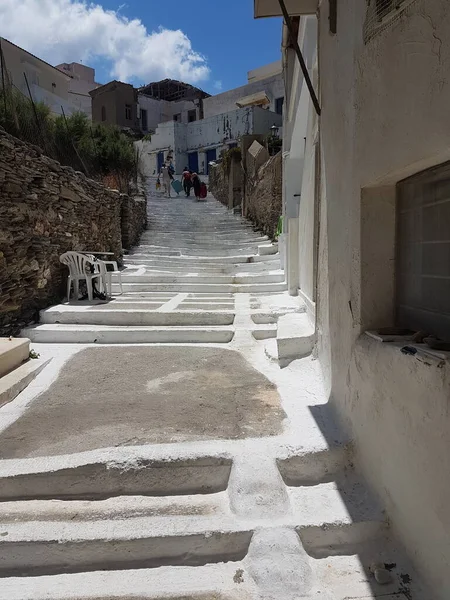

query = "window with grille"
[125,104,132,120]
[188,109,197,122]
[396,162,450,340]
[364,0,417,43]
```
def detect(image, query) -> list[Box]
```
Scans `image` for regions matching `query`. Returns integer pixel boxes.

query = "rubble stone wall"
[209,148,281,239]
[0,127,147,335]
[209,163,228,207]
[245,151,282,239]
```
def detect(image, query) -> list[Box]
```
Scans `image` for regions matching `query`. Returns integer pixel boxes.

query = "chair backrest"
[60,252,97,276]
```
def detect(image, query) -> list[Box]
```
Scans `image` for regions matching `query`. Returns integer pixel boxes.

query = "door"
[205,148,217,175]
[157,151,164,172]
[188,152,198,173]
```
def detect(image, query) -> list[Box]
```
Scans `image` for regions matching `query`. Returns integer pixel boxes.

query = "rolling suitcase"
[171,179,183,195]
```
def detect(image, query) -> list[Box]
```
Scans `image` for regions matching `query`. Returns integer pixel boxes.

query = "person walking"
[160,163,172,198]
[191,172,201,201]
[182,167,192,197]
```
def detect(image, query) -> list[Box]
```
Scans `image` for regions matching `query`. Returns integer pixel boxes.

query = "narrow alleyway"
[0,186,426,598]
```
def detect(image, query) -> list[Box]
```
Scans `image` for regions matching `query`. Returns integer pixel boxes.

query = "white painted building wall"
[136,106,282,177]
[203,73,285,118]
[282,1,450,597]
[281,17,317,306]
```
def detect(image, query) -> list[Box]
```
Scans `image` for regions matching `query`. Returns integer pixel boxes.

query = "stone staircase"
[22,191,290,344]
[4,188,428,599]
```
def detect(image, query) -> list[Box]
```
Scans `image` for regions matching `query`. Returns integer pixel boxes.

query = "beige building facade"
[256,1,450,597]
[56,62,101,118]
[0,38,72,115]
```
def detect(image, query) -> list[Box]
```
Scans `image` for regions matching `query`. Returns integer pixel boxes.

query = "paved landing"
[0,347,285,458]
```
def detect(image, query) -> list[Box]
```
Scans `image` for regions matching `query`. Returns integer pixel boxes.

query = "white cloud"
[0,0,210,84]
[213,80,223,91]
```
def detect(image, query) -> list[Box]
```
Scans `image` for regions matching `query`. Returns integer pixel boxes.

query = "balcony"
[254,0,317,18]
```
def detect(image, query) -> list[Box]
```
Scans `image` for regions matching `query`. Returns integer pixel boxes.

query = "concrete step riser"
[126,254,279,264]
[0,338,30,378]
[0,456,233,501]
[124,266,281,275]
[119,274,285,284]
[113,283,288,293]
[40,311,235,327]
[0,529,252,577]
[21,327,235,344]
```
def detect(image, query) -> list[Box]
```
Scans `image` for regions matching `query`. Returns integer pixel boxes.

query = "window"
[141,108,148,130]
[125,104,132,120]
[173,113,181,122]
[275,97,284,116]
[396,162,450,340]
[364,0,409,43]
[101,106,106,121]
[188,110,197,123]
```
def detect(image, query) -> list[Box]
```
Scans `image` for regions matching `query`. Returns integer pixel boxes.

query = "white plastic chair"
[99,260,123,296]
[60,252,107,302]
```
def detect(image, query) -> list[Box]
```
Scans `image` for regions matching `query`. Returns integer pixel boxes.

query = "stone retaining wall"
[209,147,281,239]
[0,127,147,336]
[245,151,282,239]
[209,163,228,207]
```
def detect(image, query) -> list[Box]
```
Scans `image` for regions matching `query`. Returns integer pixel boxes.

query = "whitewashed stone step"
[126,253,279,264]
[40,307,235,326]
[0,517,252,577]
[0,357,50,408]
[0,562,255,600]
[258,243,278,256]
[0,338,30,378]
[114,282,288,294]
[120,271,284,284]
[21,324,235,344]
[251,324,278,340]
[0,454,233,500]
[277,313,315,360]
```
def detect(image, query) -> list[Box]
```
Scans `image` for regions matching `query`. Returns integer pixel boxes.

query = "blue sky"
[1,0,282,95]
[98,0,282,93]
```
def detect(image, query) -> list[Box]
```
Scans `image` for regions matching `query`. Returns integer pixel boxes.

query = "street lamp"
[270,123,279,138]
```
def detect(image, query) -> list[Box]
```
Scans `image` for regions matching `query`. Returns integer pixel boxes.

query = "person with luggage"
[159,163,172,198]
[182,167,192,197]
[191,172,201,201]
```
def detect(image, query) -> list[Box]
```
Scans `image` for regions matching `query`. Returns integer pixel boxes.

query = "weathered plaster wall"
[186,108,254,151]
[203,73,284,118]
[252,107,283,137]
[282,16,317,304]
[317,1,450,595]
[0,128,146,336]
[138,96,172,132]
[137,107,282,177]
[137,96,199,132]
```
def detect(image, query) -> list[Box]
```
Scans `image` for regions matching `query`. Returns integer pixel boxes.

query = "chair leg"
[67,277,72,301]
[86,278,93,302]
[105,273,111,297]
[118,272,123,295]
[73,279,79,300]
